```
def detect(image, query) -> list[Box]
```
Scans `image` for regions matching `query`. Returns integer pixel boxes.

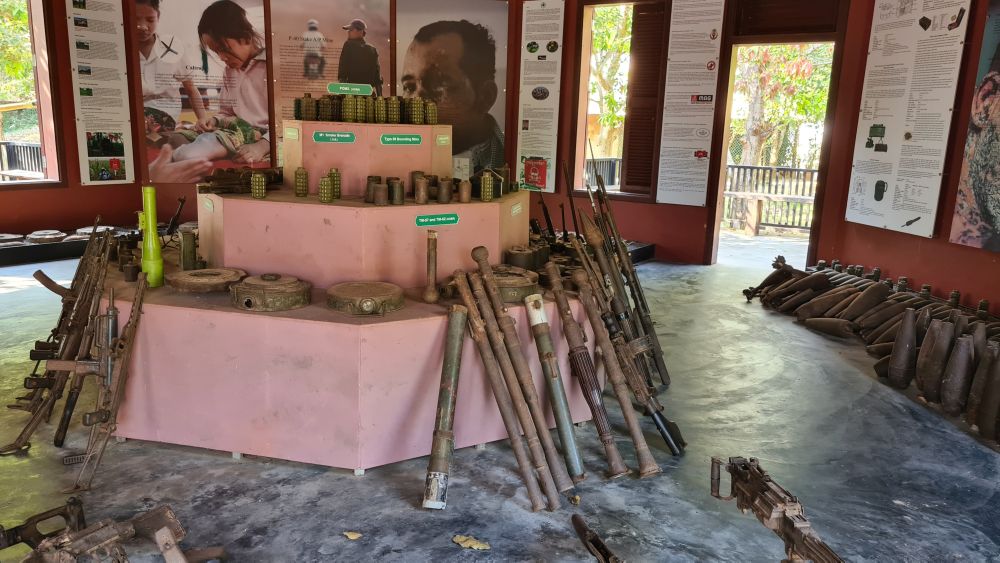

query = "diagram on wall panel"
[846,0,970,237]
[654,0,725,206]
[950,0,1000,252]
[67,0,135,185]
[515,0,564,192]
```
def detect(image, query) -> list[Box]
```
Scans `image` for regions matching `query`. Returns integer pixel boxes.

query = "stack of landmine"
[745,259,1000,441]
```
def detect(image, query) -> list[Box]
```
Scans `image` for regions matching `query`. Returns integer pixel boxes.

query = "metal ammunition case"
[373,184,389,206]
[294,167,309,197]
[414,177,429,204]
[390,180,404,205]
[423,305,468,509]
[458,180,472,203]
[425,100,439,125]
[480,173,494,202]
[318,177,334,203]
[365,175,381,203]
[411,170,425,190]
[437,178,453,204]
[250,173,267,199]
[423,231,439,303]
[180,230,197,271]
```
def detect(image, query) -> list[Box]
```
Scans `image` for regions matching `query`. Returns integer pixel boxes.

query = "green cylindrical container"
[387,96,401,124]
[140,185,164,288]
[374,97,387,123]
[294,167,309,197]
[480,173,494,202]
[425,100,438,125]
[319,176,333,203]
[328,168,342,200]
[251,172,267,199]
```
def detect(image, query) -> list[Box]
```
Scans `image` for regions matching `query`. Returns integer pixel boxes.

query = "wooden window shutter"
[620,1,667,195]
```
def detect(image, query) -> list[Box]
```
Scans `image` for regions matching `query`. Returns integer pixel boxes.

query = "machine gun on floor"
[711,456,843,562]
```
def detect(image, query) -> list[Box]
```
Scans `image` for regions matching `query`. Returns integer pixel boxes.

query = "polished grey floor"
[1,233,998,561]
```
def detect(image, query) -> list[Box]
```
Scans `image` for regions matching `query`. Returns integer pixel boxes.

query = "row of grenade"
[294,167,341,203]
[294,93,438,125]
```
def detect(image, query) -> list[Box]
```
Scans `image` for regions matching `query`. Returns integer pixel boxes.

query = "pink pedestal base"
[113,274,598,471]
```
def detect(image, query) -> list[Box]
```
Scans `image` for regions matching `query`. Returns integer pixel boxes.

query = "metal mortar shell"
[294,167,309,197]
[373,183,389,206]
[251,173,267,199]
[374,97,387,123]
[437,178,453,204]
[480,173,495,202]
[425,100,439,125]
[458,180,472,203]
[390,180,404,205]
[319,176,333,203]
[301,93,317,121]
[414,177,429,204]
[318,96,333,121]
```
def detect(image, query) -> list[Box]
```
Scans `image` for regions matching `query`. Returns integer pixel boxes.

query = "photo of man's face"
[401,33,481,128]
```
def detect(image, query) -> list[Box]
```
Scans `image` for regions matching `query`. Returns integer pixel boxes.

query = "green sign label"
[436,134,450,146]
[313,131,356,144]
[327,82,374,96]
[415,213,460,227]
[284,127,299,140]
[381,134,422,146]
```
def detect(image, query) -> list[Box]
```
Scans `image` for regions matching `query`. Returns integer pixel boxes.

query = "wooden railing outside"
[723,165,818,234]
[0,141,44,180]
[584,157,621,188]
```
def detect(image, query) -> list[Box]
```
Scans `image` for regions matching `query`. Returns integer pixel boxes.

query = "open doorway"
[717,43,834,266]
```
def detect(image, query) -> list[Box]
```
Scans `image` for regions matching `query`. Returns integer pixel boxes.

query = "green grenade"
[328,168,342,200]
[342,95,356,123]
[480,173,494,202]
[319,176,334,203]
[301,93,317,121]
[424,101,438,125]
[409,97,425,125]
[294,167,309,197]
[331,95,342,122]
[374,97,387,123]
[293,96,303,120]
[318,96,333,121]
[251,172,267,199]
[387,96,401,124]
[364,96,375,123]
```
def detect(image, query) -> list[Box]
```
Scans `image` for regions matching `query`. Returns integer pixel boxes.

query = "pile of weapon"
[421,164,685,512]
[2,497,223,562]
[195,167,282,195]
[746,259,1000,441]
[294,92,438,126]
[1,217,150,492]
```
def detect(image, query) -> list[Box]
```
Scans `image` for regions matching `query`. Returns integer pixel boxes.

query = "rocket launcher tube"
[140,186,164,288]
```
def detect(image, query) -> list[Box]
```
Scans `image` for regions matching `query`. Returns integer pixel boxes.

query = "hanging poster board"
[270,1,391,146]
[845,0,970,237]
[137,0,271,183]
[67,0,135,185]
[396,0,509,176]
[654,0,725,206]
[950,0,1000,252]
[515,0,564,192]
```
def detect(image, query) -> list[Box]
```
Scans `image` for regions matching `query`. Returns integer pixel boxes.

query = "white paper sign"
[655,0,725,206]
[516,0,565,192]
[845,0,969,236]
[66,0,135,185]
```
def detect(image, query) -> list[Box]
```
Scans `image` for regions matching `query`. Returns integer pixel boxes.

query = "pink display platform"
[281,120,453,196]
[198,190,531,289]
[112,269,598,471]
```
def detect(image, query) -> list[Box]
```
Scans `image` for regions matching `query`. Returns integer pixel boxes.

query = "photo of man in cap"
[339,19,383,95]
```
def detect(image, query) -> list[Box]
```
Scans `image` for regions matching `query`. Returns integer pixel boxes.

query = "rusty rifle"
[545,261,629,478]
[453,272,547,512]
[571,514,623,563]
[538,194,558,245]
[562,160,582,237]
[423,305,467,509]
[1,497,86,550]
[471,247,576,491]
[711,456,843,563]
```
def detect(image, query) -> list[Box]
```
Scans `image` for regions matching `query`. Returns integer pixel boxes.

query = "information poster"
[138,0,270,183]
[515,0,564,192]
[270,1,390,141]
[655,0,725,206]
[67,0,135,185]
[950,0,1000,252]
[397,0,509,175]
[846,0,970,237]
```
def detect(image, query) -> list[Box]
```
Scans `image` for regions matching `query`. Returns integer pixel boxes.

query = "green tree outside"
[0,0,39,142]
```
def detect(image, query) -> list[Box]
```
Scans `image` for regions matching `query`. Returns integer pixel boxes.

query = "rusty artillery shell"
[975,352,1000,439]
[915,305,935,345]
[452,272,545,511]
[804,318,857,338]
[414,177,429,204]
[953,316,970,342]
[873,355,891,379]
[796,286,859,321]
[966,343,999,427]
[917,320,955,403]
[867,342,895,358]
[423,231,439,303]
[825,292,861,318]
[973,322,988,368]
[422,304,467,510]
[458,180,472,203]
[785,271,832,294]
[860,298,921,330]
[839,283,892,321]
[389,180,404,205]
[941,335,976,416]
[778,288,817,313]
[887,308,918,389]
[437,178,453,204]
[373,183,389,206]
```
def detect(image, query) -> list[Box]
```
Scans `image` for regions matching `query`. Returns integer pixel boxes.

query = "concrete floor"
[1,233,999,561]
